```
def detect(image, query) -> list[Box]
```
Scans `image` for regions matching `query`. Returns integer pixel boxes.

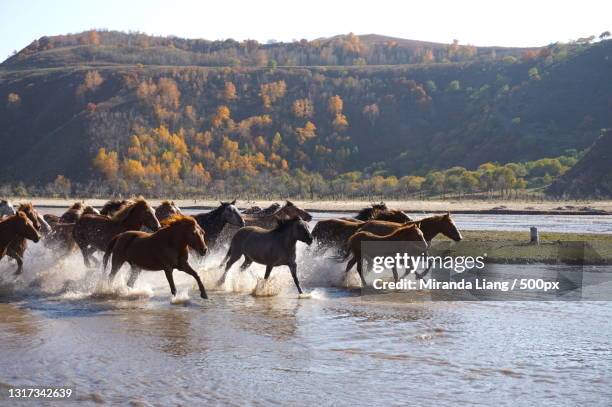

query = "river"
[0,211,611,405]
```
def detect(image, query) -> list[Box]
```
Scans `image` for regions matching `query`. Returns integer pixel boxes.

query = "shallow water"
[1,238,611,406]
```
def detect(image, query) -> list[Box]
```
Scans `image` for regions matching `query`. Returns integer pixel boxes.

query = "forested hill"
[0,30,611,198]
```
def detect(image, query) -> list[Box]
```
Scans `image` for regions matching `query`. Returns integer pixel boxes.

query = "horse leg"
[127,266,141,288]
[392,265,399,283]
[12,253,23,275]
[288,262,303,295]
[239,258,252,272]
[264,265,273,280]
[218,250,241,285]
[180,262,208,299]
[77,242,92,268]
[164,269,177,297]
[108,258,123,284]
[357,259,367,287]
[345,256,357,273]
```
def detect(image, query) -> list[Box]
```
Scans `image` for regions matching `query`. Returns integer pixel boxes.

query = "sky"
[1,0,611,61]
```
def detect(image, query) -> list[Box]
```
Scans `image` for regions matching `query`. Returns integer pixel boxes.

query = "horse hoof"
[201,293,208,299]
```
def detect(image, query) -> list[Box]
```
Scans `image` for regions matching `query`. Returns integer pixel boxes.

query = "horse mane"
[69,202,84,210]
[161,214,196,227]
[111,198,146,222]
[160,200,175,206]
[355,204,384,220]
[17,203,34,212]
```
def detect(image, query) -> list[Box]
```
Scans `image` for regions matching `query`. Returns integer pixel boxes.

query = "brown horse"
[311,218,364,252]
[103,215,208,299]
[218,218,313,294]
[100,199,133,217]
[358,213,463,243]
[5,204,49,274]
[155,200,182,222]
[341,224,427,286]
[1,213,40,268]
[45,202,96,253]
[243,200,313,229]
[354,203,412,223]
[242,202,281,215]
[73,198,161,267]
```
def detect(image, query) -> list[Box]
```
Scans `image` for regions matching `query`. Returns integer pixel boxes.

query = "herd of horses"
[0,198,462,299]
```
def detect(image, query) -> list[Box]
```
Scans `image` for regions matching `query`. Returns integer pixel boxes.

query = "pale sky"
[1,0,610,61]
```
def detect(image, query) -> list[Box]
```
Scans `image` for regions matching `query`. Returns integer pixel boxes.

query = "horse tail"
[102,235,120,271]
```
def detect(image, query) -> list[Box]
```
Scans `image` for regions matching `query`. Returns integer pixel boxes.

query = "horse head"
[220,200,245,227]
[15,211,40,243]
[0,199,16,217]
[441,212,462,242]
[115,199,161,231]
[285,217,313,245]
[282,200,313,222]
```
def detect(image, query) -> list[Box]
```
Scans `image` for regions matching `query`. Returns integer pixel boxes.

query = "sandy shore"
[11,197,612,215]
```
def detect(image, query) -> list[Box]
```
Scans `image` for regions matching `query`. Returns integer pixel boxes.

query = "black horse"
[193,201,245,248]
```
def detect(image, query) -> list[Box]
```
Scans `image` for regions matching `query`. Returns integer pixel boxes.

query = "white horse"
[0,199,16,218]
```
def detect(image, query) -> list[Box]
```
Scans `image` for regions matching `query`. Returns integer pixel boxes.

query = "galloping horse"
[311,218,364,252]
[354,203,412,223]
[155,200,182,222]
[243,200,313,229]
[73,198,161,267]
[358,213,463,244]
[0,200,16,218]
[5,204,50,274]
[103,215,209,299]
[341,224,427,286]
[218,218,313,294]
[45,202,99,253]
[193,201,245,247]
[1,213,40,268]
[100,199,133,217]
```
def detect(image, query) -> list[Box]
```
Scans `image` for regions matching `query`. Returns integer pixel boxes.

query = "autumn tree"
[222,81,237,100]
[76,70,104,96]
[292,98,314,118]
[328,95,343,114]
[295,121,317,144]
[260,80,286,108]
[93,148,119,180]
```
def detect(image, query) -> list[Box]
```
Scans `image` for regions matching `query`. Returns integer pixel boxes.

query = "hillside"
[0,31,610,198]
[548,131,612,197]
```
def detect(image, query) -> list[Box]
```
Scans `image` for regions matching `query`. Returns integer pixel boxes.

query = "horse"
[155,200,182,222]
[73,198,161,267]
[0,200,16,218]
[5,204,50,274]
[100,199,133,217]
[103,215,209,299]
[1,213,40,267]
[311,218,364,253]
[243,200,313,229]
[193,200,245,247]
[354,202,388,221]
[358,213,463,244]
[340,224,428,286]
[354,203,412,223]
[45,202,98,253]
[242,202,281,216]
[218,218,313,295]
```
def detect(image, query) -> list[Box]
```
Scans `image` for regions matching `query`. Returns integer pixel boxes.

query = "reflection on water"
[0,210,610,405]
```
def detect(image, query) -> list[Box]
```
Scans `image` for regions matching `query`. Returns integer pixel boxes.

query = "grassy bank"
[431,230,612,265]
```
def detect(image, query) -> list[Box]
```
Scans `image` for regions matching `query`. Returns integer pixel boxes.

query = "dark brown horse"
[193,201,245,247]
[354,203,412,223]
[311,218,364,252]
[341,224,427,286]
[243,200,313,229]
[354,202,388,220]
[103,215,208,299]
[45,202,98,253]
[5,204,50,274]
[1,213,40,268]
[100,199,133,217]
[218,218,313,294]
[242,202,281,216]
[73,198,161,267]
[155,200,182,222]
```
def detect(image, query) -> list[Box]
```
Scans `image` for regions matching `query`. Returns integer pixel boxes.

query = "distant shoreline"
[10,198,612,216]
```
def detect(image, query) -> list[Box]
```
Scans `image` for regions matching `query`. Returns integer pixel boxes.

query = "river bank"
[8,197,612,215]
